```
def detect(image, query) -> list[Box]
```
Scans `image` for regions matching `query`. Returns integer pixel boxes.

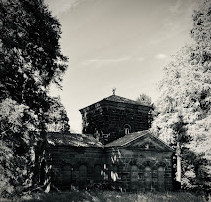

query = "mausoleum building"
[47,94,174,191]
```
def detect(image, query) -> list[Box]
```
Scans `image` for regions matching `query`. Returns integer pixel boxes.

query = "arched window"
[62,164,72,186]
[144,166,152,191]
[94,165,102,182]
[130,165,139,182]
[130,165,139,191]
[79,165,87,185]
[124,124,131,135]
[157,166,165,191]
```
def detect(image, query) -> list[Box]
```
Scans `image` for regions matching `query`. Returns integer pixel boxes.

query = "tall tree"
[136,93,152,106]
[188,0,211,188]
[46,97,70,132]
[0,0,68,196]
[152,0,211,190]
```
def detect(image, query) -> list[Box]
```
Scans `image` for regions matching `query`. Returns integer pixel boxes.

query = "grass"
[18,190,208,202]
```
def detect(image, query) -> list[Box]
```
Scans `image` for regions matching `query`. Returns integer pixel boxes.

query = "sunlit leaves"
[152,0,211,189]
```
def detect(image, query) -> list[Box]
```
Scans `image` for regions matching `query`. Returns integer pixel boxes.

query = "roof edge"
[79,94,152,112]
[122,132,174,152]
[121,130,149,147]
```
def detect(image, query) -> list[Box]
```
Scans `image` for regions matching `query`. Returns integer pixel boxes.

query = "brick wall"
[48,145,173,191]
[80,101,152,144]
[105,148,173,191]
[48,146,105,189]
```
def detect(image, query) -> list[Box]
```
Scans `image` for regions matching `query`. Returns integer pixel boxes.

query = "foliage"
[0,99,39,197]
[0,0,68,198]
[136,93,152,106]
[0,0,68,110]
[152,0,211,191]
[45,97,70,133]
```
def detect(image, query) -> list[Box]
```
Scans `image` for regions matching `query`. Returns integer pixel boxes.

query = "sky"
[44,0,200,133]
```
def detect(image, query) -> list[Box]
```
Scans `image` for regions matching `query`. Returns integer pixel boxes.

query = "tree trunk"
[176,141,182,183]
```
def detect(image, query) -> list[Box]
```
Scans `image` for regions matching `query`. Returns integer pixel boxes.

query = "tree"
[152,0,211,190]
[46,97,70,132]
[188,0,211,189]
[136,93,152,106]
[0,0,68,109]
[0,0,68,197]
[0,98,39,197]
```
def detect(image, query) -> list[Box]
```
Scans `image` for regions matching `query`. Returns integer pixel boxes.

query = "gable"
[105,130,173,152]
[127,136,170,151]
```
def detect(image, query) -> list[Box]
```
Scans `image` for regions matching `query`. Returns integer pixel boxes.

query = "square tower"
[79,94,152,144]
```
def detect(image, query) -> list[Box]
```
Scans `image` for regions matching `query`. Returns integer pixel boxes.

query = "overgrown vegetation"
[20,191,208,202]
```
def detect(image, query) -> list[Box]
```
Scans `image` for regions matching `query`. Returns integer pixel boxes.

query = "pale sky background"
[44,0,200,133]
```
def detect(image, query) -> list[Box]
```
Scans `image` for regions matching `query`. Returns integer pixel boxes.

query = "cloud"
[82,56,131,66]
[155,54,168,59]
[44,0,82,15]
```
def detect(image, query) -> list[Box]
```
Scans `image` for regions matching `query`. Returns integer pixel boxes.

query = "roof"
[47,132,103,148]
[103,95,144,105]
[79,95,151,112]
[104,95,152,107]
[105,130,148,147]
[105,130,174,151]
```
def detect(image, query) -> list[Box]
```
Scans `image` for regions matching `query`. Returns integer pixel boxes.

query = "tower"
[79,94,152,144]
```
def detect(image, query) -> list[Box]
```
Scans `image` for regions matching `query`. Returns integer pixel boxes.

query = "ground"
[4,190,208,202]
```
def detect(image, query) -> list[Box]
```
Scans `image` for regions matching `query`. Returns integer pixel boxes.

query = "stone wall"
[48,145,105,189]
[48,145,173,191]
[105,148,173,192]
[80,101,152,144]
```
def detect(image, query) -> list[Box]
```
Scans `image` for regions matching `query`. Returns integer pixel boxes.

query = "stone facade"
[104,132,173,191]
[47,131,173,191]
[46,95,174,192]
[49,147,104,189]
[79,95,152,144]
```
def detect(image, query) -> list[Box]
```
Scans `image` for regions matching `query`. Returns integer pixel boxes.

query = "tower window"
[124,124,131,135]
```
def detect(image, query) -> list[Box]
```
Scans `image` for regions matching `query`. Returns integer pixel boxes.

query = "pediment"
[105,130,173,152]
[124,134,173,152]
[128,138,163,151]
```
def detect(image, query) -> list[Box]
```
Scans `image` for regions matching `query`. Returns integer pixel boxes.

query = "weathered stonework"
[105,149,173,191]
[79,95,152,144]
[48,146,104,189]
[104,131,173,191]
[46,95,174,192]
[47,131,174,191]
